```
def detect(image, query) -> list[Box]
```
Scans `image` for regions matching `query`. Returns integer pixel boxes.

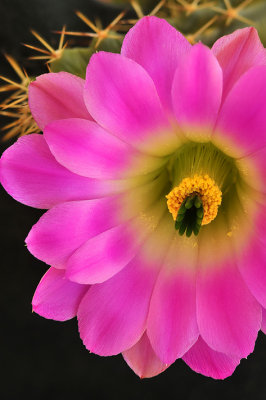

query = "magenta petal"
[44,118,164,179]
[32,268,87,321]
[212,27,266,102]
[77,254,160,356]
[26,197,122,269]
[29,72,92,130]
[197,260,261,358]
[172,43,222,137]
[182,337,240,380]
[84,52,174,155]
[66,221,150,284]
[123,332,169,378]
[237,237,266,309]
[214,66,266,156]
[253,203,266,243]
[241,147,266,193]
[262,308,266,334]
[121,16,191,112]
[0,134,120,209]
[147,240,198,364]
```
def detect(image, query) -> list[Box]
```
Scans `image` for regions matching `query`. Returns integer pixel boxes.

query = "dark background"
[0,1,265,399]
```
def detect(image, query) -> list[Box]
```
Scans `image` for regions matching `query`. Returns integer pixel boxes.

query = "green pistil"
[175,195,204,237]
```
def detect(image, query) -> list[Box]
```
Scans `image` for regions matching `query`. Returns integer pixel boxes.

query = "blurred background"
[0,1,266,399]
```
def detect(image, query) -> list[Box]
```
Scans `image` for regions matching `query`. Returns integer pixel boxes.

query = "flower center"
[166,174,222,237]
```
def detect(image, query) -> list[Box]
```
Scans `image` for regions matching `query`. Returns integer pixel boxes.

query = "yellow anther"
[166,174,222,225]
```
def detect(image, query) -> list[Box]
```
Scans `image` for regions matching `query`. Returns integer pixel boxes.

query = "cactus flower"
[1,16,266,379]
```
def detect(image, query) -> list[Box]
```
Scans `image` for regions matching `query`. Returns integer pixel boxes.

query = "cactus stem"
[186,15,218,44]
[150,0,167,16]
[174,0,217,16]
[212,0,255,26]
[130,0,145,18]
[69,10,127,48]
[23,27,67,63]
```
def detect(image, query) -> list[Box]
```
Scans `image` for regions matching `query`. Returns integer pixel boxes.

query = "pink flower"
[1,16,266,379]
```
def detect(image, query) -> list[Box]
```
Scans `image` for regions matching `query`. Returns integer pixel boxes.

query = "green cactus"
[164,0,266,46]
[50,36,123,78]
[51,0,266,80]
[2,0,266,140]
[96,0,157,10]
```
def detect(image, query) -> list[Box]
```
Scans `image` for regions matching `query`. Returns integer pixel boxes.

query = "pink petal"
[0,134,138,209]
[237,237,266,309]
[182,336,240,380]
[121,16,191,112]
[32,268,87,321]
[44,118,164,179]
[123,332,169,378]
[66,198,167,284]
[197,258,261,358]
[240,147,266,193]
[255,203,266,243]
[212,27,266,102]
[66,221,148,284]
[214,66,266,157]
[26,197,123,269]
[29,72,92,130]
[84,52,177,156]
[172,43,222,138]
[77,253,161,356]
[147,236,199,364]
[25,175,166,270]
[262,308,266,334]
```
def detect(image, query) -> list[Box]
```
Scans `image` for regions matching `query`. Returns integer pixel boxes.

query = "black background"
[0,1,266,399]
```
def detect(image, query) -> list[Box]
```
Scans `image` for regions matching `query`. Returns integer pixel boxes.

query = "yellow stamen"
[166,174,222,225]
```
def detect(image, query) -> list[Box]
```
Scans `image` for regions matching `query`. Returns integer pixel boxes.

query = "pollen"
[166,174,222,226]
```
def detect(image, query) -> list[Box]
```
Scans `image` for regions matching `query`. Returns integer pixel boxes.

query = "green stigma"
[175,195,204,237]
